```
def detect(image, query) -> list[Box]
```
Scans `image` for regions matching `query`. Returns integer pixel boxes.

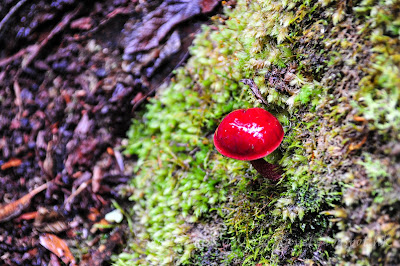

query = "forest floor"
[0,0,219,264]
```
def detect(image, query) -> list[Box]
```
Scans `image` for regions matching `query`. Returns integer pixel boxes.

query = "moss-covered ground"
[114,0,400,264]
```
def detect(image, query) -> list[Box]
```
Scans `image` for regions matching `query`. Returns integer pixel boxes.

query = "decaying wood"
[0,183,48,223]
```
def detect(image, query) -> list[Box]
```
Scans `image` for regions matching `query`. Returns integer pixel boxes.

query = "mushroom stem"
[250,158,283,181]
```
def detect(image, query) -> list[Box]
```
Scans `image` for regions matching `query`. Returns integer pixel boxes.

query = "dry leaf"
[39,233,76,265]
[124,1,202,55]
[74,112,93,135]
[50,253,62,266]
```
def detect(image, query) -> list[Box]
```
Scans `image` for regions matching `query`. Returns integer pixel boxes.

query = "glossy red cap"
[213,108,284,161]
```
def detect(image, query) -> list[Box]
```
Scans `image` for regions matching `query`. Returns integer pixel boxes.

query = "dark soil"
[0,0,220,264]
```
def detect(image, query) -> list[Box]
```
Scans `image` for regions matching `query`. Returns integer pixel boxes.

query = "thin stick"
[0,47,28,68]
[64,180,91,212]
[0,4,81,69]
[13,80,23,118]
[0,0,28,33]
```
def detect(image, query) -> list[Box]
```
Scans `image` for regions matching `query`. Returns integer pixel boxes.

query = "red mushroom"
[213,108,284,181]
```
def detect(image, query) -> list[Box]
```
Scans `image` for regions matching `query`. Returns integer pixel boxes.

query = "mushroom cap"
[213,108,284,161]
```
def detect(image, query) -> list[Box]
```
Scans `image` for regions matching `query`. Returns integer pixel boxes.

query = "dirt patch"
[0,0,220,264]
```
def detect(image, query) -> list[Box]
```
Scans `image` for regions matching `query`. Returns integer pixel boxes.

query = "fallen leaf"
[124,0,203,55]
[50,253,62,266]
[39,233,76,265]
[74,112,93,135]
[43,141,54,178]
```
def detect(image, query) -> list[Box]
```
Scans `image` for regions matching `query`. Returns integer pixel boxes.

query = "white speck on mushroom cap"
[229,120,265,140]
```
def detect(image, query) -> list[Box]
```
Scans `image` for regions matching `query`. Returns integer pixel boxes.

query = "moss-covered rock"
[115,0,400,264]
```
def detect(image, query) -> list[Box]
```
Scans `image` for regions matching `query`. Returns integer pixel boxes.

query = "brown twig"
[0,47,28,68]
[64,180,91,212]
[0,183,49,223]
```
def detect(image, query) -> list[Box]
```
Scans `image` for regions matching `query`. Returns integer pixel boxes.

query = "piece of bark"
[124,0,205,55]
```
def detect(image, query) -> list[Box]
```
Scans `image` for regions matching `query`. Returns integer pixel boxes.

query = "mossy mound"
[115,0,400,264]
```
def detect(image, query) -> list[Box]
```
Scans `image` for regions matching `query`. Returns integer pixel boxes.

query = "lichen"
[115,0,400,264]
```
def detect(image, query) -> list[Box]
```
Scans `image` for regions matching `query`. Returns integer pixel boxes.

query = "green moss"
[116,0,400,264]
